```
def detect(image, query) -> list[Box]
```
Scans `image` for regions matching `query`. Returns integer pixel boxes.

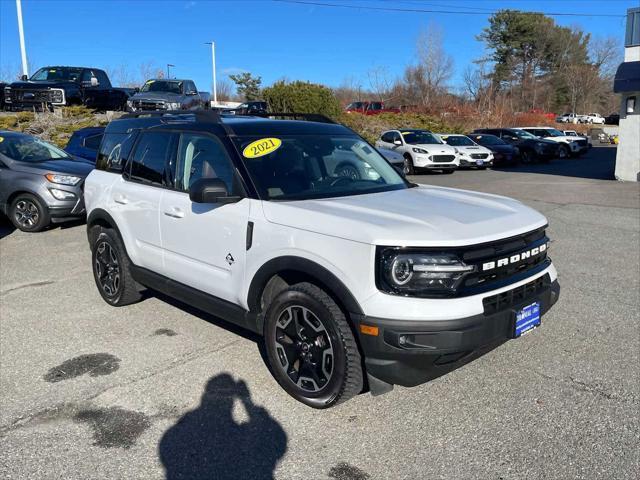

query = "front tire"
[558,144,570,159]
[520,149,535,164]
[9,193,49,232]
[403,154,415,175]
[91,228,142,306]
[263,282,363,408]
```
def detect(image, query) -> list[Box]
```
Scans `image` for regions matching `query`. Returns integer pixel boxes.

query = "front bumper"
[459,158,493,168]
[354,276,560,390]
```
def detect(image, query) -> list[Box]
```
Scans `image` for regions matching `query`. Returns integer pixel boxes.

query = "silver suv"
[0,131,93,232]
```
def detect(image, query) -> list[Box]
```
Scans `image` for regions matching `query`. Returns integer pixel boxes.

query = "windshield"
[0,134,70,162]
[234,135,407,201]
[402,131,442,145]
[346,102,364,110]
[140,80,183,94]
[30,67,82,82]
[471,135,506,146]
[513,130,537,139]
[441,135,475,147]
[546,128,565,137]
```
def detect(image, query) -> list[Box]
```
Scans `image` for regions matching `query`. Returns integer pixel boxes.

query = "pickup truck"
[3,66,131,112]
[578,113,605,124]
[345,101,400,115]
[555,113,580,124]
[127,79,210,112]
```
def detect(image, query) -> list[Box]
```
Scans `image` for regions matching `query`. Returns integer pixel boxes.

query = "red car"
[345,101,400,115]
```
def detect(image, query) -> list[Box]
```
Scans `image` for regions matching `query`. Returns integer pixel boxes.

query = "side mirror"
[20,74,28,81]
[189,178,241,204]
[393,139,402,146]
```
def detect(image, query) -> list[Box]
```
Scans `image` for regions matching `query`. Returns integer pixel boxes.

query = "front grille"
[133,100,167,110]
[431,155,455,163]
[470,153,489,159]
[575,139,587,147]
[483,274,550,314]
[12,89,52,102]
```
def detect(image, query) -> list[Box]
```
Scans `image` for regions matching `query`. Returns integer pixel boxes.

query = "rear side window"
[128,132,174,185]
[381,132,394,143]
[96,132,136,173]
[83,134,103,150]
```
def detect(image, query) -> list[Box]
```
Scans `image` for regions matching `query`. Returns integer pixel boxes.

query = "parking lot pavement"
[1,146,638,479]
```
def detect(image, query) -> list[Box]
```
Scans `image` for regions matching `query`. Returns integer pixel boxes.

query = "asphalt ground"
[0,146,638,479]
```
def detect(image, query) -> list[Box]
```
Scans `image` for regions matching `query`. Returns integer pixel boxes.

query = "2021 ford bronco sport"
[84,111,560,408]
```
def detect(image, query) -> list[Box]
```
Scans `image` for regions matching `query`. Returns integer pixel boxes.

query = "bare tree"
[334,75,365,104]
[216,78,233,101]
[367,66,393,102]
[589,36,623,78]
[414,24,454,106]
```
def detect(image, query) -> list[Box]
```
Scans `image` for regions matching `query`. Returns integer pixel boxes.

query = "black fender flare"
[86,208,123,244]
[247,256,364,320]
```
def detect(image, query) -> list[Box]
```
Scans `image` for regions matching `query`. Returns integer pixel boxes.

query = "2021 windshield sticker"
[243,138,282,158]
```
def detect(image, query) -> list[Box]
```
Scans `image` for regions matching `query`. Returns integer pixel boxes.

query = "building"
[613,7,640,182]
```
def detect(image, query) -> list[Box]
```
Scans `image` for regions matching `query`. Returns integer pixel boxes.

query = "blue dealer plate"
[515,302,541,337]
[476,159,484,165]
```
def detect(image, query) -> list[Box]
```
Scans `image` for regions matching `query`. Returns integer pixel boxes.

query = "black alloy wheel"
[264,282,363,408]
[403,154,415,175]
[336,164,361,180]
[90,228,142,306]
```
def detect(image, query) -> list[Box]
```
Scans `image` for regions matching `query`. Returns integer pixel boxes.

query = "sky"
[0,0,635,95]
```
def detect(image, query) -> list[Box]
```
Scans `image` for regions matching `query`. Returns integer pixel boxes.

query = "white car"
[556,113,580,124]
[515,127,587,158]
[437,134,494,169]
[563,130,593,148]
[578,113,605,124]
[375,129,459,174]
[84,112,560,408]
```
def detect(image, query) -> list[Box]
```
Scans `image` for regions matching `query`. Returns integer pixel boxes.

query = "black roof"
[106,112,353,137]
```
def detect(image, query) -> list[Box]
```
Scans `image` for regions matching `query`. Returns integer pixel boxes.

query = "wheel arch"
[247,256,364,333]
[86,208,124,247]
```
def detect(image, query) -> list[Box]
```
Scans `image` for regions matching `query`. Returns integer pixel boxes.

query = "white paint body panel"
[86,169,553,322]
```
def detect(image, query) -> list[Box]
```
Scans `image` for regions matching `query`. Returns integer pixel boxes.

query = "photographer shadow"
[159,373,287,480]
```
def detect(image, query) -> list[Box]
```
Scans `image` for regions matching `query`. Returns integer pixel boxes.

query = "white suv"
[375,129,459,175]
[84,111,560,408]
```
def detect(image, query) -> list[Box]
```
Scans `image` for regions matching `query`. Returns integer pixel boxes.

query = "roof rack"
[119,110,222,122]
[232,112,337,124]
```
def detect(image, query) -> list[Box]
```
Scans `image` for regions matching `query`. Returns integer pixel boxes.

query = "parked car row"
[2,65,210,113]
[555,112,619,125]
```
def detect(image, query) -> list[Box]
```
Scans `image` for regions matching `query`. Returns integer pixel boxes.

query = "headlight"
[377,249,475,296]
[49,188,76,200]
[168,102,181,110]
[50,89,64,104]
[412,147,428,154]
[45,173,81,186]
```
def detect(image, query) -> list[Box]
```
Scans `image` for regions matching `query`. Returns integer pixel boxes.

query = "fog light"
[49,188,76,200]
[398,335,407,345]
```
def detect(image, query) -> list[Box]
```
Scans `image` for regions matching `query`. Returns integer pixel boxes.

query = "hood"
[8,80,76,89]
[130,92,183,102]
[412,143,456,155]
[262,185,547,246]
[456,145,492,154]
[483,144,516,154]
[9,158,94,177]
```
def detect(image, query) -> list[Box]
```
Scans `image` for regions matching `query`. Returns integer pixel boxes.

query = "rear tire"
[263,282,363,408]
[91,227,142,306]
[9,193,49,232]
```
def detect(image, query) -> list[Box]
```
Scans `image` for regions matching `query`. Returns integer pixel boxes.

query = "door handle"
[164,207,184,219]
[114,195,128,205]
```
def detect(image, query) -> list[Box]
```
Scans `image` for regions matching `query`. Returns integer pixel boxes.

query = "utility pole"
[166,64,175,79]
[16,0,29,77]
[205,42,217,104]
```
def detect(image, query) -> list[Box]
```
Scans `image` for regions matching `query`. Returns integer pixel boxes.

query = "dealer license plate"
[476,159,484,165]
[515,302,541,337]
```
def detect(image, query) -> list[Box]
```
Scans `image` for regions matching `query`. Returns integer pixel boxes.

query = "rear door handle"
[114,194,128,205]
[164,207,184,219]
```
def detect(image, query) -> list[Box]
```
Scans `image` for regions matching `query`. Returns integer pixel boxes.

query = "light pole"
[205,42,217,105]
[16,0,28,78]
[166,64,175,79]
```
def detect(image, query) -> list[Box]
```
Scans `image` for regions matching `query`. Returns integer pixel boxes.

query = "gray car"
[0,131,94,232]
